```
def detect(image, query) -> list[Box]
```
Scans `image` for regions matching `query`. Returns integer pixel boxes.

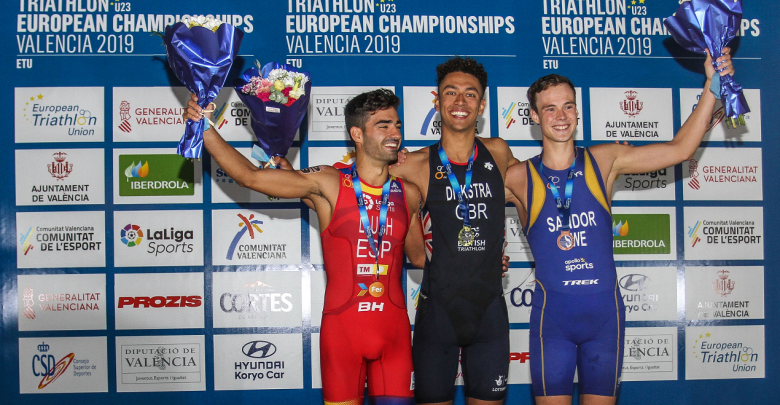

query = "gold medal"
[369,282,385,297]
[459,226,476,246]
[557,230,574,251]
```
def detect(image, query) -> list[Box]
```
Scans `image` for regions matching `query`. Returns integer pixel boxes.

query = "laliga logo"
[120,224,144,247]
[612,220,629,237]
[47,152,73,181]
[687,158,701,190]
[118,100,131,133]
[33,342,75,390]
[620,91,643,117]
[713,269,736,297]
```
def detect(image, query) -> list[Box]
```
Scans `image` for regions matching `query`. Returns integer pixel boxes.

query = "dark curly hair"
[345,88,400,132]
[436,57,488,96]
[527,74,576,112]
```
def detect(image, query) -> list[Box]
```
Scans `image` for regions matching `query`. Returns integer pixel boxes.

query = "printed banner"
[17,274,106,331]
[19,337,108,394]
[15,148,105,206]
[685,266,764,321]
[116,335,206,392]
[213,333,304,390]
[15,87,104,143]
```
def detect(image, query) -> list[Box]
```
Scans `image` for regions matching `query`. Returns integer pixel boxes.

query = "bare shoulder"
[400,179,423,213]
[391,147,430,179]
[480,136,511,155]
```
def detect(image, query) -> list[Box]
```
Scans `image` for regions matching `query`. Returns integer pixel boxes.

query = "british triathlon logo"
[713,270,736,297]
[21,92,98,136]
[47,152,73,181]
[32,341,75,390]
[420,91,439,136]
[118,154,195,197]
[120,224,144,247]
[612,214,670,255]
[620,91,643,117]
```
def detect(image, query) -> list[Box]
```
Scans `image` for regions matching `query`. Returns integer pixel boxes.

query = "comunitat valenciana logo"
[32,342,75,390]
[118,154,195,197]
[420,91,439,136]
[21,93,98,136]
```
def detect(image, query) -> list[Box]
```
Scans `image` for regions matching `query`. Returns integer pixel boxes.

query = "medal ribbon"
[539,154,577,232]
[437,142,476,230]
[351,164,392,280]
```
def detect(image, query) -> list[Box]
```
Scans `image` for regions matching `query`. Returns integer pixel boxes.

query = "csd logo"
[242,341,277,358]
[619,274,650,291]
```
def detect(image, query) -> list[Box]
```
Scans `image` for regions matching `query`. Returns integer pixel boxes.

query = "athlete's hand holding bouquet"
[163,16,244,158]
[665,0,749,127]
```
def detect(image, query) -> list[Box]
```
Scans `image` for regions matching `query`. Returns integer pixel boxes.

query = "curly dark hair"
[436,57,487,96]
[527,74,576,112]
[345,88,400,132]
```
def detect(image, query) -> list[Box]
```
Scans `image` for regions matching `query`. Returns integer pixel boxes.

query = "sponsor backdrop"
[2,1,777,404]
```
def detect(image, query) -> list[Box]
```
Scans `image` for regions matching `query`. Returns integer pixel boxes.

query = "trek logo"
[117,295,202,308]
[357,302,384,312]
[242,341,276,358]
[563,279,598,286]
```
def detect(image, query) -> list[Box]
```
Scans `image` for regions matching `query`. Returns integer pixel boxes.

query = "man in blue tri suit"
[505,49,734,405]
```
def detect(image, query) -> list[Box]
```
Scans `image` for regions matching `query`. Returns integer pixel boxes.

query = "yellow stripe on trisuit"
[358,175,396,196]
[527,163,547,233]
[583,150,610,213]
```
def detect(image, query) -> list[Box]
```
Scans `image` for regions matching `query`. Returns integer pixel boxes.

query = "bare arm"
[591,48,735,182]
[505,161,529,228]
[402,182,426,269]
[186,94,334,200]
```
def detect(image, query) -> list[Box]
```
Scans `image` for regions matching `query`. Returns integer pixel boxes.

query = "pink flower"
[281,88,291,97]
[257,92,271,102]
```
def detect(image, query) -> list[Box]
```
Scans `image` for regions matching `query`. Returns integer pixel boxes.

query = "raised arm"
[185,94,337,201]
[590,48,735,183]
[402,181,426,269]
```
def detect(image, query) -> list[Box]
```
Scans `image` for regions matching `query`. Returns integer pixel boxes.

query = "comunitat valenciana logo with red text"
[33,341,74,389]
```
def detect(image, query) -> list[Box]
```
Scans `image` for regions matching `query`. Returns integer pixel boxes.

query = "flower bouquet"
[665,0,749,127]
[164,16,243,158]
[234,62,311,168]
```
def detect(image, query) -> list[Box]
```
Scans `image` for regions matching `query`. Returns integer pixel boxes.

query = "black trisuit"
[413,138,509,403]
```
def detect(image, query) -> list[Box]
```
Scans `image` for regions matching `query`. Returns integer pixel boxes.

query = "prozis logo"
[620,91,643,117]
[32,341,75,390]
[117,295,202,308]
[119,223,195,255]
[118,154,195,196]
[21,92,98,136]
[47,152,73,180]
[612,214,670,255]
[510,352,530,363]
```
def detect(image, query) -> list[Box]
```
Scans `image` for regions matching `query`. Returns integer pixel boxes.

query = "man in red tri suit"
[185,88,424,405]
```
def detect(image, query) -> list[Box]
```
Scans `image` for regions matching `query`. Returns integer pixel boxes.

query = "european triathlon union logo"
[226,213,263,260]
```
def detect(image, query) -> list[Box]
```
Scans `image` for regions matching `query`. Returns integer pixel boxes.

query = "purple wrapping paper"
[234,63,312,160]
[664,0,749,120]
[164,22,243,159]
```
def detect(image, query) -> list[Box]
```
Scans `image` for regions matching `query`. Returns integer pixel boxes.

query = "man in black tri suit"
[391,57,519,405]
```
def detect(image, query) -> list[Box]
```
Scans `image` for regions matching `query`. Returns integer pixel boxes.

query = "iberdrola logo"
[124,161,149,180]
[613,220,629,237]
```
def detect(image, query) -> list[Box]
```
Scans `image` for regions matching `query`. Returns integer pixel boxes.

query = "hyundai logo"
[619,274,650,291]
[242,341,276,358]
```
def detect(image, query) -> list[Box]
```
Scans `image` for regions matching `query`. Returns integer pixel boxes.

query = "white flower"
[289,87,305,99]
[266,68,287,81]
[282,75,295,88]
